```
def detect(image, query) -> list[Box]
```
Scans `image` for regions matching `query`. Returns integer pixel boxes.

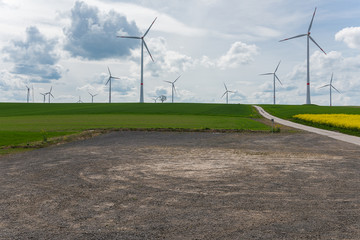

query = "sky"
[1,0,360,105]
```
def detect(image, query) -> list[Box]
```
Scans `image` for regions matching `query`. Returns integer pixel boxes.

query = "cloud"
[217,41,259,70]
[2,26,61,83]
[64,1,140,60]
[335,27,360,49]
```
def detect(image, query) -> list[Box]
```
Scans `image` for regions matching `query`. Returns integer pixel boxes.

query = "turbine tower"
[88,92,98,103]
[320,73,340,106]
[260,61,282,104]
[118,17,157,103]
[164,75,181,103]
[46,87,54,103]
[279,7,326,104]
[26,85,30,103]
[222,83,235,104]
[105,67,120,103]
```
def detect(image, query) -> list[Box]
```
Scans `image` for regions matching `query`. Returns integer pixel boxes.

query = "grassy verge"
[260,105,360,136]
[0,103,271,155]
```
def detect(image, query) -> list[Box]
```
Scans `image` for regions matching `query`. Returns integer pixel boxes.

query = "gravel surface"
[1,131,360,239]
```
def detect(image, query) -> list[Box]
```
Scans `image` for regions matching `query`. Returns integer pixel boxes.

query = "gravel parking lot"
[1,131,359,239]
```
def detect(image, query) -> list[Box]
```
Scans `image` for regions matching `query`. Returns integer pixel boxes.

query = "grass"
[0,103,270,154]
[261,104,360,136]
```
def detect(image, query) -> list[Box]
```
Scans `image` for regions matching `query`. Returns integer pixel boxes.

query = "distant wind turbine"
[118,17,157,103]
[164,75,181,103]
[319,73,340,106]
[105,67,120,103]
[260,61,282,104]
[88,92,98,103]
[222,83,235,104]
[77,96,83,103]
[46,87,54,103]
[152,96,159,103]
[40,93,47,103]
[26,85,30,103]
[279,7,326,105]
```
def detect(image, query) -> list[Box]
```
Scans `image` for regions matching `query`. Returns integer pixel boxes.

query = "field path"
[255,105,360,146]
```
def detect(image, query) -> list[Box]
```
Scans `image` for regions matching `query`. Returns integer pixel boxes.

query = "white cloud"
[217,41,259,70]
[335,27,360,49]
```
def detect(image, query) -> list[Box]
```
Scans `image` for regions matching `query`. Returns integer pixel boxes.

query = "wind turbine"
[152,96,159,103]
[32,85,34,103]
[77,96,83,103]
[26,85,30,103]
[40,93,47,103]
[279,7,326,105]
[319,73,340,106]
[46,87,54,103]
[222,83,235,104]
[260,61,283,104]
[164,75,181,103]
[118,17,157,103]
[105,67,120,103]
[88,92,98,103]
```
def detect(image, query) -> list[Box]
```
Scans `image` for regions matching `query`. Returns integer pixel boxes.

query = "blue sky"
[1,0,360,105]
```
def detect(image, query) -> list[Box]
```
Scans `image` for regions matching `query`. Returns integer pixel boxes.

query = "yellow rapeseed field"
[293,114,360,130]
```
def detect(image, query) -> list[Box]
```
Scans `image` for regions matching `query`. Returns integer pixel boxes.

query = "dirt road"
[1,131,359,239]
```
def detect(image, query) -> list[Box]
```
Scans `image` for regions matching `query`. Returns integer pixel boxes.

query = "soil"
[1,130,360,239]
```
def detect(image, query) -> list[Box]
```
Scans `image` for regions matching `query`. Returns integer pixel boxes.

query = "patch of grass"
[260,104,360,136]
[0,103,270,153]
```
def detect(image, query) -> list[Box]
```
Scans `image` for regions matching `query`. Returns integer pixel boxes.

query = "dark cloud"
[64,1,140,60]
[2,26,61,83]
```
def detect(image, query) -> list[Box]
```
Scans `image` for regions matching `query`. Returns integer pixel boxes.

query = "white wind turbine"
[164,75,181,103]
[222,83,235,104]
[77,96,83,103]
[260,61,283,105]
[319,73,340,107]
[105,67,120,103]
[46,87,54,103]
[118,17,157,103]
[88,92,98,103]
[279,7,326,105]
[26,85,30,103]
[40,92,47,103]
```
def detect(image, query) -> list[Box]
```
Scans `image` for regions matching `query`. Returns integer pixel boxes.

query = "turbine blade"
[260,73,273,76]
[50,93,54,98]
[164,81,172,84]
[309,35,326,55]
[275,74,283,85]
[50,86,52,93]
[308,7,317,32]
[174,75,181,83]
[330,73,333,84]
[331,85,340,93]
[105,77,111,85]
[143,17,157,38]
[173,85,177,95]
[118,36,141,39]
[319,84,330,88]
[221,92,227,98]
[143,40,154,62]
[275,60,281,73]
[223,83,228,91]
[279,34,307,42]
[112,76,121,80]
[107,66,111,76]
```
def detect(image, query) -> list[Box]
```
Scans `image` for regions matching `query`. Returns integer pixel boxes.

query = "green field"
[0,103,270,151]
[261,104,360,136]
